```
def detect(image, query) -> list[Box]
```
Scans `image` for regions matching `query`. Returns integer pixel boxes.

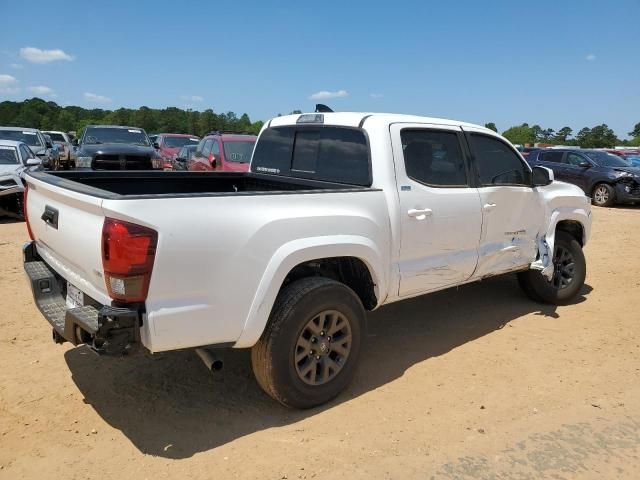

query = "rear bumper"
[23,241,141,355]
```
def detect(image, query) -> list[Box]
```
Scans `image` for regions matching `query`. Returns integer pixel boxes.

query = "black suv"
[73,125,161,170]
[527,149,640,207]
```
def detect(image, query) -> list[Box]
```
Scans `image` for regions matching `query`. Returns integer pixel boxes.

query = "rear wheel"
[251,277,364,409]
[518,232,586,305]
[592,183,614,207]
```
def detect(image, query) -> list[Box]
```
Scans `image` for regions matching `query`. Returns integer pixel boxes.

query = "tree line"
[1,98,638,148]
[484,122,640,148]
[0,97,265,137]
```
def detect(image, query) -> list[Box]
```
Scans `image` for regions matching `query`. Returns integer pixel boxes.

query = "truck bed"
[27,170,372,199]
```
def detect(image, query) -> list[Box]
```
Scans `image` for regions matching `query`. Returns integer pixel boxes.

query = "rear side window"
[470,134,531,186]
[252,126,371,186]
[539,151,564,163]
[400,129,468,187]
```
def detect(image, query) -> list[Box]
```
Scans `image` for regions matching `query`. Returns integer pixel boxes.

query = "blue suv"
[527,149,640,207]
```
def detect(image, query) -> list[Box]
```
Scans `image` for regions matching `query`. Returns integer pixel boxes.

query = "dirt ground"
[1,206,639,480]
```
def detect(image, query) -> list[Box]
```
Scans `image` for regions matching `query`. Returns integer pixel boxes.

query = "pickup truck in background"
[73,125,162,170]
[23,112,591,408]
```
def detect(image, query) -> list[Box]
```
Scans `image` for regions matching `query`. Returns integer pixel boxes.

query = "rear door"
[25,174,110,305]
[391,123,482,296]
[463,128,545,278]
[537,150,567,180]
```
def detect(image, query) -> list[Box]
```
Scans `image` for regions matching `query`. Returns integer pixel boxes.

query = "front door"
[391,124,483,297]
[463,127,545,278]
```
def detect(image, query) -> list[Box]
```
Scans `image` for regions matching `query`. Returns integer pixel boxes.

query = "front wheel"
[592,183,615,207]
[251,277,364,409]
[517,232,586,305]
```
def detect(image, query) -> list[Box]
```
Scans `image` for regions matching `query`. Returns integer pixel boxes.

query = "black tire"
[251,277,365,409]
[592,183,615,207]
[517,232,586,305]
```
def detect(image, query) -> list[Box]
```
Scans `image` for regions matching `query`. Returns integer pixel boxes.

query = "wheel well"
[282,257,378,310]
[556,220,584,246]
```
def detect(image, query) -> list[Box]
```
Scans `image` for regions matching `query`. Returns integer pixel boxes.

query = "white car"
[0,140,41,218]
[23,112,591,408]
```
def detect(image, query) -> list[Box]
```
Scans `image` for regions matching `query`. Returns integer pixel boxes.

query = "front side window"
[540,151,564,163]
[201,139,214,157]
[565,153,587,166]
[20,145,34,161]
[470,134,531,186]
[400,129,468,187]
[211,140,220,156]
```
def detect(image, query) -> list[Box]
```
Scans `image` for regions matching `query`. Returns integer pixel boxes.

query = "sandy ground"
[0,206,639,480]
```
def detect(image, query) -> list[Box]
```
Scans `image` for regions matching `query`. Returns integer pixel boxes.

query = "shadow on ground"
[65,275,592,458]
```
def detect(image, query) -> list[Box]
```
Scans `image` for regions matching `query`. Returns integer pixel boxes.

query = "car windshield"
[46,133,66,142]
[585,151,630,167]
[0,146,19,164]
[0,130,43,147]
[164,136,199,148]
[83,127,149,146]
[223,140,256,163]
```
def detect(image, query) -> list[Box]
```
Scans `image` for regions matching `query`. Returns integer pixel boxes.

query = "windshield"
[0,146,19,164]
[223,140,256,163]
[163,136,199,148]
[83,127,149,146]
[0,130,43,147]
[46,133,66,142]
[585,151,630,167]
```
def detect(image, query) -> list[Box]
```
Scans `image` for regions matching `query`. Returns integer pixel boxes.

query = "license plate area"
[66,282,84,309]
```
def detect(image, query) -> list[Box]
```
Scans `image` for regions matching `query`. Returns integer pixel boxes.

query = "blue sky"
[1,0,639,137]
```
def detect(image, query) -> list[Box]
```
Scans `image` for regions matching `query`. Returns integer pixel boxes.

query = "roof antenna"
[315,104,334,113]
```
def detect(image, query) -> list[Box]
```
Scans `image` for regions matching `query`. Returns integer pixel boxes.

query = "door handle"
[483,203,497,212]
[407,208,432,219]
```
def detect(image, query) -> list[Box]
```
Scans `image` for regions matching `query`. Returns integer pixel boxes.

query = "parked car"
[173,144,197,170]
[0,127,58,169]
[43,130,76,169]
[73,125,162,170]
[153,133,200,170]
[0,140,41,218]
[189,132,257,172]
[619,150,640,168]
[519,147,542,158]
[23,111,591,408]
[527,149,640,206]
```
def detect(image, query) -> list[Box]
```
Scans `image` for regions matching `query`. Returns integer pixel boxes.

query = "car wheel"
[251,277,364,409]
[517,232,586,305]
[592,183,614,207]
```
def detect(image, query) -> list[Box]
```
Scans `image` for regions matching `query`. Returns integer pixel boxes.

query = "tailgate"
[25,174,110,305]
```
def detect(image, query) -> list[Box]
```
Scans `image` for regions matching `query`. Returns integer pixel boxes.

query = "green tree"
[629,122,640,139]
[553,127,573,144]
[484,122,498,132]
[502,123,534,145]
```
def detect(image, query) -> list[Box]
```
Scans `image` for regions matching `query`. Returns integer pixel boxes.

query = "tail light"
[24,185,34,241]
[102,218,158,302]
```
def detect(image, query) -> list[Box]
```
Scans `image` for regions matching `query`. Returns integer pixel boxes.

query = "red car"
[189,132,257,172]
[153,133,200,170]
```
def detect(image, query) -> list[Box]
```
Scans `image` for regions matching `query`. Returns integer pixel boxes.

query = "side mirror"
[26,158,42,166]
[578,161,591,168]
[210,155,217,168]
[35,150,47,157]
[153,142,160,149]
[72,138,79,146]
[532,166,553,186]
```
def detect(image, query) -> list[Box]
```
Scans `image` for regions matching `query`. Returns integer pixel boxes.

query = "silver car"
[0,140,42,218]
[43,130,76,168]
[0,127,59,170]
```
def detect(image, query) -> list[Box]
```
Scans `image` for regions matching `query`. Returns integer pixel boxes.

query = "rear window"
[223,140,256,163]
[251,126,371,186]
[46,133,66,142]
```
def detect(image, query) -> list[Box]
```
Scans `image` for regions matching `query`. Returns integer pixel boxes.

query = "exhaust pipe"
[195,348,224,372]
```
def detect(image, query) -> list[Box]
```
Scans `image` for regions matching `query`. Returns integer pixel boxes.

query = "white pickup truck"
[23,112,591,408]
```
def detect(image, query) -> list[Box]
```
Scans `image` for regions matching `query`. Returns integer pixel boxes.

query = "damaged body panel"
[0,140,42,218]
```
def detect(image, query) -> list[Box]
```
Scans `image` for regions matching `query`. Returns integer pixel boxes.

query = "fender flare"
[233,235,387,348]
